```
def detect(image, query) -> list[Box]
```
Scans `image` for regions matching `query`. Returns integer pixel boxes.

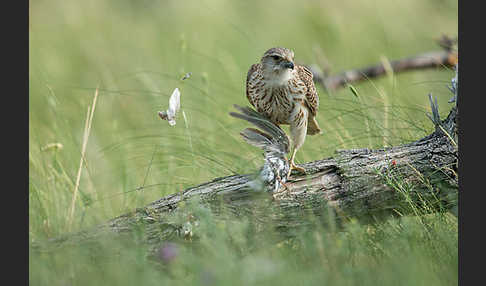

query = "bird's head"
[260,47,295,82]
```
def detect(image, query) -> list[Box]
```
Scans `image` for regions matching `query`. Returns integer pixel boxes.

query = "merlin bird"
[246,47,321,177]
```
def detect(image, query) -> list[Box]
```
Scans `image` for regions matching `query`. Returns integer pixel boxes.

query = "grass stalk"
[67,87,99,231]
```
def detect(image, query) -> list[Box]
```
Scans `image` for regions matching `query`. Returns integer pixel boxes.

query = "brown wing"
[296,65,319,116]
[246,63,260,108]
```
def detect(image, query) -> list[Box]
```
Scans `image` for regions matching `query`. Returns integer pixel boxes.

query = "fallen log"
[34,96,458,254]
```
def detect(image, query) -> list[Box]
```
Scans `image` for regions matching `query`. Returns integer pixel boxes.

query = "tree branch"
[308,49,458,92]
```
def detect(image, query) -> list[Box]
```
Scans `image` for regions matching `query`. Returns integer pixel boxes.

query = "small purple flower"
[156,242,178,264]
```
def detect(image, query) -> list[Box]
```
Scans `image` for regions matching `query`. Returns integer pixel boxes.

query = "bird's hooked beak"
[281,60,294,70]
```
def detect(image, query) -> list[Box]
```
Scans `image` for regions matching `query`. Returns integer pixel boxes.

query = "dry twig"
[307,36,458,91]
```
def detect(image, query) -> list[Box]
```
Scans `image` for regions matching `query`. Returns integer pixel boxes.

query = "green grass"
[30,203,458,286]
[29,0,458,285]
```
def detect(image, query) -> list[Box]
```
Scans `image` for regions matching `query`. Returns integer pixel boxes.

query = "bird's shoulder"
[246,63,261,83]
[246,63,262,107]
[295,65,319,115]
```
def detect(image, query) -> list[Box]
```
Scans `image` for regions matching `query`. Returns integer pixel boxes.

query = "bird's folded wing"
[296,65,319,116]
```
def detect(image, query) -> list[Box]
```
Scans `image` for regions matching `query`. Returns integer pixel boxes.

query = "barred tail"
[307,116,322,135]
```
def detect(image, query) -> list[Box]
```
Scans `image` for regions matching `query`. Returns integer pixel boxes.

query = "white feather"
[158,87,181,126]
[168,88,181,115]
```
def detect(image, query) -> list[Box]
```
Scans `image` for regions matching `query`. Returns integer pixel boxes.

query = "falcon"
[246,47,321,177]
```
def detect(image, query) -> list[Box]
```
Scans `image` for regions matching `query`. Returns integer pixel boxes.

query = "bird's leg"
[287,110,309,179]
[287,147,306,179]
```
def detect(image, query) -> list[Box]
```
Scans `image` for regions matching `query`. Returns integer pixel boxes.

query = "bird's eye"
[271,55,280,60]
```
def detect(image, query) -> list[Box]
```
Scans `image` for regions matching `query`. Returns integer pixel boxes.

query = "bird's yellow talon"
[287,162,306,179]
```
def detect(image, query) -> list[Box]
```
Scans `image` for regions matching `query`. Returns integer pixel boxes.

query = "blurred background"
[29,0,457,284]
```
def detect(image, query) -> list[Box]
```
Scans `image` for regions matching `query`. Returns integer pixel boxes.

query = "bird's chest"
[254,83,305,124]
